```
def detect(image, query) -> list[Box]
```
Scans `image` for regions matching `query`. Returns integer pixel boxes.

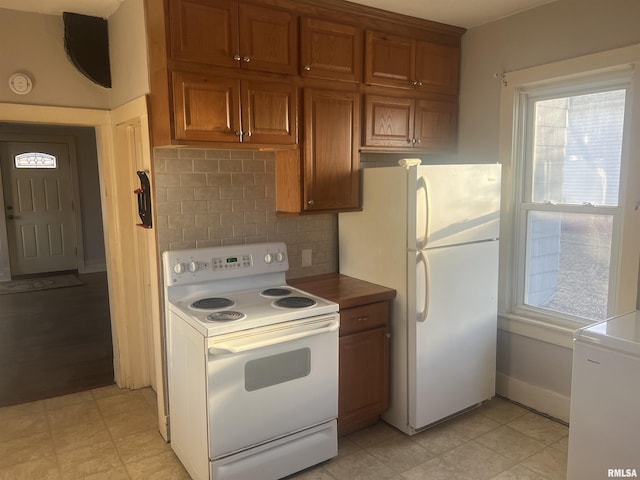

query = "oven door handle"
[208,319,339,355]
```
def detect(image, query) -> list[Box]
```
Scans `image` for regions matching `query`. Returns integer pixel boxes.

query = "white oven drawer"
[206,314,339,459]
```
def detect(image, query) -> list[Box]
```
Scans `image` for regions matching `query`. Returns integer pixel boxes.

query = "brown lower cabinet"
[338,301,390,436]
[289,273,395,436]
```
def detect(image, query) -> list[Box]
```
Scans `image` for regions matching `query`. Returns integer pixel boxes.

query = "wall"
[0,9,110,109]
[0,123,107,272]
[109,0,150,109]
[153,148,337,279]
[453,0,640,419]
[0,0,149,111]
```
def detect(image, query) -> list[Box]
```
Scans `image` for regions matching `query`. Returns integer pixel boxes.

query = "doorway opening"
[0,123,113,407]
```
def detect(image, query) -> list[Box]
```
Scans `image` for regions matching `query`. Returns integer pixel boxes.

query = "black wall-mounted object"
[63,12,112,88]
[135,171,152,229]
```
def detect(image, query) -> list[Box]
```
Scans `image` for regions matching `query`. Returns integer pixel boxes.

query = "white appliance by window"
[339,162,501,434]
[163,242,339,480]
[567,310,640,479]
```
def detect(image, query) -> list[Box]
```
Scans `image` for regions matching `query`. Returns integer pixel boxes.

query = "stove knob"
[188,261,199,273]
[276,252,285,263]
[173,262,185,274]
[264,253,273,264]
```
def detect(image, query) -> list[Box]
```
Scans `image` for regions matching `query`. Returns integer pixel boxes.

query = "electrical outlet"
[301,249,312,267]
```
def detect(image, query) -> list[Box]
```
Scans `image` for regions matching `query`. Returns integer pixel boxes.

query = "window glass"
[524,211,612,320]
[521,86,626,322]
[531,90,625,206]
[14,152,57,169]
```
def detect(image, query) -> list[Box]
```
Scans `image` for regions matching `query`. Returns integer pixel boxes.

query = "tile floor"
[0,385,568,480]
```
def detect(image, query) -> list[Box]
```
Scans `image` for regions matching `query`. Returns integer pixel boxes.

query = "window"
[14,152,57,169]
[520,88,626,321]
[499,52,640,330]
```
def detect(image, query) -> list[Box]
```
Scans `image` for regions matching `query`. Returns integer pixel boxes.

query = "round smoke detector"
[9,72,33,95]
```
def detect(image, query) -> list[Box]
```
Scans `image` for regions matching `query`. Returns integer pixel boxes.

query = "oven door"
[206,314,339,459]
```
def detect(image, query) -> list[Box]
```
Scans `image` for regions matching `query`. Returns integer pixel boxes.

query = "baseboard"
[496,372,570,423]
[80,261,107,273]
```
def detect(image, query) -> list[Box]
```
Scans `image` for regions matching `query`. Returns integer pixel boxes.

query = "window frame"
[498,45,640,342]
[514,82,629,323]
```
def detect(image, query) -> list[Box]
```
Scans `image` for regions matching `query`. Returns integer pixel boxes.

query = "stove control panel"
[163,242,289,286]
[264,251,286,264]
[213,254,252,270]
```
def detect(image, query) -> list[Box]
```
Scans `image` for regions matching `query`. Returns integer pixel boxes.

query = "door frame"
[0,134,85,280]
[0,99,167,439]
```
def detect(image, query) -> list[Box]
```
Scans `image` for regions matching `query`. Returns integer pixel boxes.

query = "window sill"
[497,312,586,349]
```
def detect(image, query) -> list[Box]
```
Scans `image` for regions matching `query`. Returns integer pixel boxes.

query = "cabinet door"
[240,79,298,145]
[414,98,457,150]
[339,327,389,436]
[300,17,362,82]
[363,94,414,148]
[415,41,460,95]
[238,4,298,75]
[303,89,360,212]
[169,0,239,68]
[172,71,241,142]
[364,30,415,89]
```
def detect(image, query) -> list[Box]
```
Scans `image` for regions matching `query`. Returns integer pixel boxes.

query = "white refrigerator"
[339,163,502,434]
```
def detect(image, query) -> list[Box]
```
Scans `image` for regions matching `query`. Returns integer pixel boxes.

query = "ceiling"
[0,0,557,28]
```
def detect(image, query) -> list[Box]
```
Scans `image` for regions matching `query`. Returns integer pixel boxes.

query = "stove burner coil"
[191,297,234,310]
[206,311,246,322]
[261,288,293,297]
[274,296,317,309]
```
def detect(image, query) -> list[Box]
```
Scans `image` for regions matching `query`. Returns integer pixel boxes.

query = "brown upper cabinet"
[300,17,363,83]
[169,0,298,75]
[363,94,457,151]
[276,87,360,214]
[365,30,460,95]
[172,71,297,144]
[302,88,360,212]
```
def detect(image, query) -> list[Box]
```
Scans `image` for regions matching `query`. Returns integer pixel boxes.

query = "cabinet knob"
[244,130,252,138]
[233,54,241,61]
[243,56,251,63]
[304,65,311,71]
[357,316,369,322]
[307,199,314,206]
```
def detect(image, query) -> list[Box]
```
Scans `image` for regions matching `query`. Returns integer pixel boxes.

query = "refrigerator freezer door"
[415,164,501,250]
[408,240,499,430]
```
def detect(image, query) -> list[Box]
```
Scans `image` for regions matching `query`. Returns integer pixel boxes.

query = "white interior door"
[1,141,77,275]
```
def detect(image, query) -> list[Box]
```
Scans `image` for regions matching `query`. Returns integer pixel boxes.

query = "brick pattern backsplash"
[153,147,338,278]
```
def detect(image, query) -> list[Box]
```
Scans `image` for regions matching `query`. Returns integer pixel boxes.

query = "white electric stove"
[163,242,339,480]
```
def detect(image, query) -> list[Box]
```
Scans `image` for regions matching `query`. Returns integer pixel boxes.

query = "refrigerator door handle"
[417,250,431,322]
[417,176,430,250]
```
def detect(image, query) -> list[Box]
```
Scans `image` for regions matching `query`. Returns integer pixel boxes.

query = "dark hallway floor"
[0,272,114,407]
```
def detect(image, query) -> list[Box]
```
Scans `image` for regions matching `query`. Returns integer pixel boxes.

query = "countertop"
[289,273,396,309]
